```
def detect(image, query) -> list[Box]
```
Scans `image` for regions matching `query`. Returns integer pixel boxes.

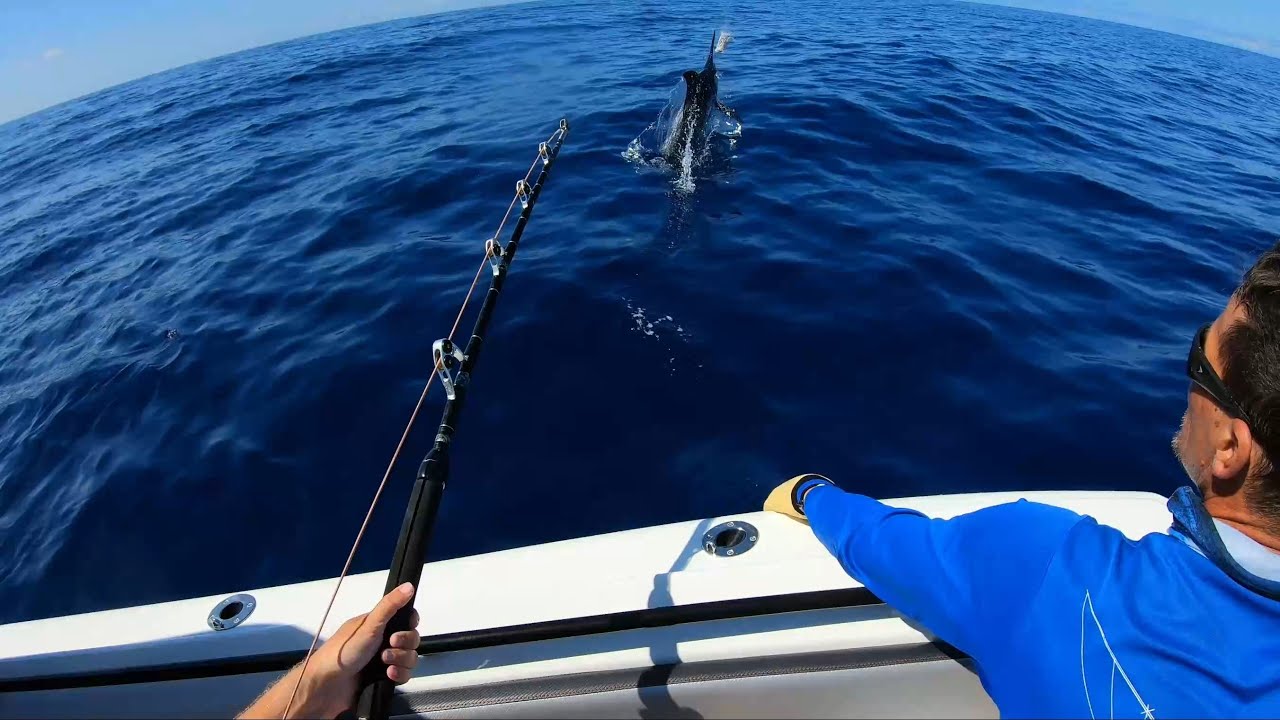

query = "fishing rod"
[279,119,569,720]
[355,118,569,720]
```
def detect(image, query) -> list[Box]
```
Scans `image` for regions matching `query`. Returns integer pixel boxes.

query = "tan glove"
[763,474,833,524]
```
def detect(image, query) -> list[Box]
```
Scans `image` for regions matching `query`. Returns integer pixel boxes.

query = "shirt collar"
[1168,485,1280,600]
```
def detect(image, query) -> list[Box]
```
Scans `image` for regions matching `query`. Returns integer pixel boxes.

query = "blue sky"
[0,0,509,125]
[2,0,1278,125]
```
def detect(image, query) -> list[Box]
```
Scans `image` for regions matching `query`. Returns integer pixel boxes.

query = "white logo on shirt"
[1080,590,1155,719]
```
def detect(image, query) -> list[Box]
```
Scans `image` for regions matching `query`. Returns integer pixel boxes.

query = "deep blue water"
[3,0,1280,625]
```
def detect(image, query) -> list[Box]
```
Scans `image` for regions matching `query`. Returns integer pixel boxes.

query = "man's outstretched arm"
[766,476,1084,658]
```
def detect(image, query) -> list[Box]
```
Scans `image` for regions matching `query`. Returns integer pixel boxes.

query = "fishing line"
[282,121,568,719]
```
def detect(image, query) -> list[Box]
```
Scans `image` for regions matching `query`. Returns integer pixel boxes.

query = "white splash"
[626,301,692,342]
[622,137,646,164]
[626,300,694,376]
[709,108,742,139]
[715,31,733,54]
[674,134,696,194]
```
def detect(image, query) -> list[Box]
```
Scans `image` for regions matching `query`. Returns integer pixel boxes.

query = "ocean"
[1,0,1278,623]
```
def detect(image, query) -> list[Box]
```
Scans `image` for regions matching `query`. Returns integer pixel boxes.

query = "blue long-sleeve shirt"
[804,485,1280,718]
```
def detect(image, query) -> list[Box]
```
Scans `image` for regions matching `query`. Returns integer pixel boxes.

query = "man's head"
[1174,243,1280,530]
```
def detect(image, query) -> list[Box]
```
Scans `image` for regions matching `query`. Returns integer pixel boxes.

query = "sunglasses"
[1187,323,1250,422]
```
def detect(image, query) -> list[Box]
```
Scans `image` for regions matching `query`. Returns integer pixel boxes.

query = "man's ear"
[1211,417,1253,494]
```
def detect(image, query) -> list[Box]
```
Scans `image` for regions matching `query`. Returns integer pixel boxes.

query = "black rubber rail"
[0,587,887,693]
[416,587,881,654]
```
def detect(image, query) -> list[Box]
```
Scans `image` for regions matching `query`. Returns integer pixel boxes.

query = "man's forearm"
[237,663,345,720]
[803,484,918,578]
[238,665,298,720]
[797,483,1085,660]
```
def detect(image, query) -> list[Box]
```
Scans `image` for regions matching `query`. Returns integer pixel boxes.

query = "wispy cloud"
[42,48,64,61]
[971,1,1280,58]
[1220,36,1279,55]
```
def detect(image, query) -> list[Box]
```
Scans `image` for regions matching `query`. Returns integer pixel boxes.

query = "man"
[239,582,421,719]
[766,244,1280,717]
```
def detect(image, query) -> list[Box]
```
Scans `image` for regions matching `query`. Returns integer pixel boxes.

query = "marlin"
[663,31,735,164]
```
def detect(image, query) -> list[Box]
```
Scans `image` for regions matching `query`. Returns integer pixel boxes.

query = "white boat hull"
[0,490,1171,718]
